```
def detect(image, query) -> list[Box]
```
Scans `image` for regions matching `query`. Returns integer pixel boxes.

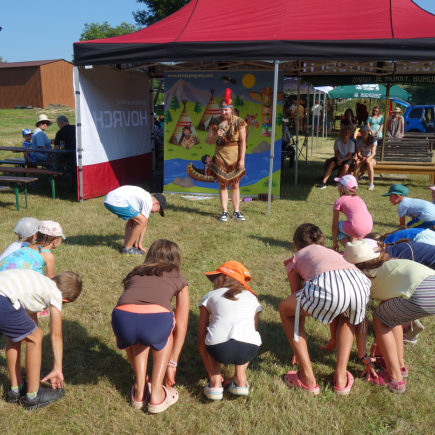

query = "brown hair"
[338,183,357,197]
[293,223,326,250]
[123,239,181,288]
[51,271,82,302]
[31,231,60,250]
[353,250,387,279]
[365,232,382,241]
[378,238,412,249]
[340,125,353,135]
[371,106,380,116]
[213,274,246,301]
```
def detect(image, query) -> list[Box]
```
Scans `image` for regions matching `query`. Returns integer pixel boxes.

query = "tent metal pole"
[322,92,326,143]
[311,88,316,156]
[307,85,310,158]
[74,66,84,203]
[295,74,301,186]
[267,60,279,215]
[381,84,391,161]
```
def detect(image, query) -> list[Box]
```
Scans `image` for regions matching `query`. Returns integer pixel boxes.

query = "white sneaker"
[232,211,245,221]
[368,184,374,191]
[203,383,223,400]
[218,211,229,222]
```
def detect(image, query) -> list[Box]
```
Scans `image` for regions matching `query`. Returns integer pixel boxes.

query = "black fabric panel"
[73,38,435,66]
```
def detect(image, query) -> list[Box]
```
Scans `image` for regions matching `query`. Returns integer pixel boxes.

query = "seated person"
[32,115,54,162]
[22,129,36,164]
[353,125,377,191]
[317,126,355,189]
[54,115,76,168]
[340,109,357,142]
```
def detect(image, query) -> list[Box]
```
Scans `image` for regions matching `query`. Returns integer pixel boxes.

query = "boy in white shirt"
[104,186,167,256]
[0,269,82,410]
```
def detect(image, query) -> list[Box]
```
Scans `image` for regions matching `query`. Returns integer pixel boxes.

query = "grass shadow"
[249,235,293,250]
[65,234,122,251]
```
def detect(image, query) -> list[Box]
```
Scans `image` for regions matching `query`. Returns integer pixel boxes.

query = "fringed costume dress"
[210,115,246,188]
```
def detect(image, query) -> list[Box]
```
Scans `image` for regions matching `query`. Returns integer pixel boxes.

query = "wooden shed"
[0,59,74,109]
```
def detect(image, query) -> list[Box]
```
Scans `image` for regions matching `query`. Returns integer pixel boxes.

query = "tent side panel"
[0,66,43,108]
[81,153,153,200]
[40,61,75,108]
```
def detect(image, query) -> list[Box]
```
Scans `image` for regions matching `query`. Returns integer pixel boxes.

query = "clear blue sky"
[1,0,435,63]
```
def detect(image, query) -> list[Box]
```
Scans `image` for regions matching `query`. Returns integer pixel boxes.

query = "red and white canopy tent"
[73,0,435,210]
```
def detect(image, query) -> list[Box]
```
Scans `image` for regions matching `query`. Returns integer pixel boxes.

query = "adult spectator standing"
[32,114,54,162]
[311,99,322,134]
[356,102,369,127]
[104,186,167,255]
[326,99,333,137]
[292,101,304,134]
[54,115,76,167]
[386,108,405,138]
[367,106,384,140]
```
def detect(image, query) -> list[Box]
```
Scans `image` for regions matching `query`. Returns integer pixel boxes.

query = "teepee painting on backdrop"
[197,89,220,131]
[169,100,201,148]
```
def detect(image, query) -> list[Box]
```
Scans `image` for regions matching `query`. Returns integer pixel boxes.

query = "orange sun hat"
[204,261,255,296]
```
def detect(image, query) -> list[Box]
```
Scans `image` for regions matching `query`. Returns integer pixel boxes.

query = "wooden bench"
[373,162,435,184]
[0,167,64,199]
[0,176,38,211]
[0,158,53,167]
[380,138,432,162]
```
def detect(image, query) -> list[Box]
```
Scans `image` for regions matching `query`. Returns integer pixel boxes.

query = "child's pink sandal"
[284,370,320,396]
[333,371,354,396]
[365,370,406,394]
[374,357,408,379]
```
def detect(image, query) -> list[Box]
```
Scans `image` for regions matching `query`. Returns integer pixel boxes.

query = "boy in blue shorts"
[0,269,82,410]
[104,186,167,256]
[382,184,435,229]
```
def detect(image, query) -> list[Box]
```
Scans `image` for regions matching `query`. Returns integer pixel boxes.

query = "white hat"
[343,239,380,264]
[38,221,65,239]
[35,114,52,127]
[14,217,42,238]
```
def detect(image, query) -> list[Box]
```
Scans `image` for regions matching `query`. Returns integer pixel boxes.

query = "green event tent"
[329,84,411,101]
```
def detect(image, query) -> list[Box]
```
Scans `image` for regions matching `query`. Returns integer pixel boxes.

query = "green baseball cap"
[381,184,410,197]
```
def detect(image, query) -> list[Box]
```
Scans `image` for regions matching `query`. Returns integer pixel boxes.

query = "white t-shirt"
[104,186,153,218]
[0,241,27,262]
[334,138,355,159]
[0,269,62,313]
[199,287,263,346]
[312,104,322,116]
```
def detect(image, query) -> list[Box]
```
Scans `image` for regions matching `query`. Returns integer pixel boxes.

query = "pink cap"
[427,186,435,191]
[38,221,65,239]
[334,175,357,192]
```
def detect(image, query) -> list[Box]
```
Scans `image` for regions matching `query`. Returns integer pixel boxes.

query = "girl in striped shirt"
[279,223,371,395]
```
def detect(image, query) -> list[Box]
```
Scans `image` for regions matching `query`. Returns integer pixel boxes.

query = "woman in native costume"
[207,89,247,222]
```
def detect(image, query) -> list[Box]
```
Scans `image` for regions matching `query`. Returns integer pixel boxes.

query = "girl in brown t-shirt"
[111,239,189,414]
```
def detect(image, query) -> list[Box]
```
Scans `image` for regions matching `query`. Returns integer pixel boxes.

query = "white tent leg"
[267,60,279,215]
[311,88,316,156]
[150,74,156,173]
[295,76,300,186]
[74,66,84,203]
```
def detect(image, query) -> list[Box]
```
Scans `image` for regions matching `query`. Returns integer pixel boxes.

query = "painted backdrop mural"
[163,71,283,197]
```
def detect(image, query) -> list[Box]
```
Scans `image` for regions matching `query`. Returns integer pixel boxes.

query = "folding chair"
[296,133,310,164]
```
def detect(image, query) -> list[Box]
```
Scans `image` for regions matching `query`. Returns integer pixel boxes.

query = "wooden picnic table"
[0,166,64,199]
[0,176,38,211]
[0,158,53,167]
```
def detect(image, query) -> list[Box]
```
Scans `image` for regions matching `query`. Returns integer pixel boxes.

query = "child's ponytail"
[31,232,58,252]
[213,274,246,301]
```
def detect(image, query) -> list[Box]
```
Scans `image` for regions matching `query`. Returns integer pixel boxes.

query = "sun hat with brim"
[35,114,52,127]
[381,184,410,197]
[334,174,358,192]
[38,221,65,239]
[14,217,42,239]
[427,185,435,191]
[153,193,166,217]
[392,107,402,113]
[344,240,380,264]
[204,261,255,296]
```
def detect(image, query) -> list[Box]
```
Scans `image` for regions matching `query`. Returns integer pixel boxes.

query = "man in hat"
[104,186,167,255]
[382,184,435,229]
[32,114,54,162]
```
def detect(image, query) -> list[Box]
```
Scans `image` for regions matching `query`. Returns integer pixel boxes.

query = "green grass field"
[1,108,435,434]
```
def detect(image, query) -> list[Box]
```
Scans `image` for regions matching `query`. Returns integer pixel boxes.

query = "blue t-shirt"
[385,242,435,268]
[32,128,52,161]
[398,197,435,222]
[384,228,425,244]
[22,141,36,162]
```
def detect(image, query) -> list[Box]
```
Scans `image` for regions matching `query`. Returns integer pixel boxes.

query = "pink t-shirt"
[333,195,373,238]
[284,244,358,283]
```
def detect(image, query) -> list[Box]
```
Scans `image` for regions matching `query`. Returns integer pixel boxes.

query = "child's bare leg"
[124,215,147,250]
[320,317,338,351]
[150,335,173,405]
[339,164,350,177]
[355,316,369,358]
[279,296,316,388]
[131,343,150,402]
[6,339,24,388]
[391,324,405,369]
[233,362,249,387]
[207,354,222,388]
[124,219,135,248]
[373,315,403,381]
[322,161,337,184]
[339,236,350,248]
[335,315,354,388]
[367,160,375,184]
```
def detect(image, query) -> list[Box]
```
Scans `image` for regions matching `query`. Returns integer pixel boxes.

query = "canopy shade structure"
[329,84,412,100]
[74,0,435,66]
[284,78,333,94]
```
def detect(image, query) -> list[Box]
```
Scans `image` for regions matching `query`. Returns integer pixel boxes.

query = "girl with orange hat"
[198,261,262,400]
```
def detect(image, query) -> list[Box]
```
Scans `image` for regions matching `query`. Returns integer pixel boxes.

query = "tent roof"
[74,0,435,66]
[329,84,412,100]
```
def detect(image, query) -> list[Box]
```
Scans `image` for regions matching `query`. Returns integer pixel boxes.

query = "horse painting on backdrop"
[244,113,260,146]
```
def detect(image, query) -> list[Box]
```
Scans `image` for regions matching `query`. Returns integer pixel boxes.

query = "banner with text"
[163,71,283,197]
[75,66,152,200]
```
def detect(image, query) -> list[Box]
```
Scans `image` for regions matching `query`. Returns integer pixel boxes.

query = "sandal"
[203,382,223,400]
[122,246,144,256]
[374,357,408,379]
[228,379,249,396]
[333,371,354,396]
[131,382,150,410]
[284,370,320,396]
[147,386,178,414]
[365,370,406,394]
